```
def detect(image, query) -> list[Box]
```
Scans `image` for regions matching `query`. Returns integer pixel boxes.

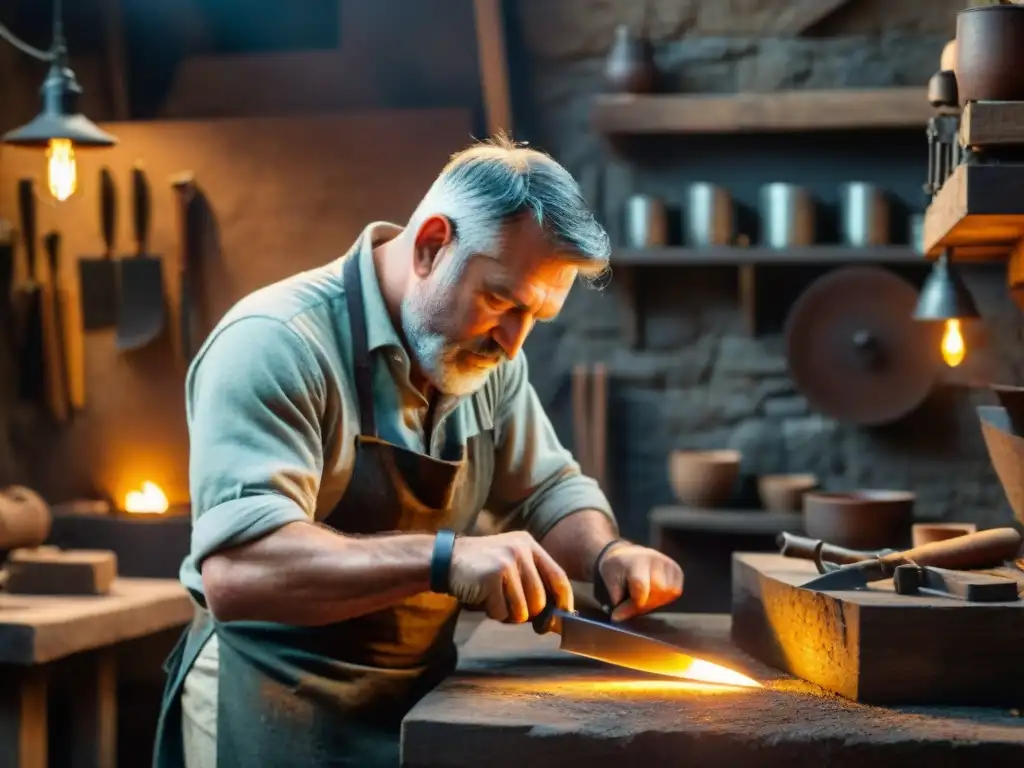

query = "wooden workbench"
[0,578,193,768]
[402,614,1024,768]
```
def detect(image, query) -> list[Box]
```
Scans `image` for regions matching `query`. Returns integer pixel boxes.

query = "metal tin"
[684,183,733,247]
[622,194,667,248]
[839,182,889,247]
[759,183,814,248]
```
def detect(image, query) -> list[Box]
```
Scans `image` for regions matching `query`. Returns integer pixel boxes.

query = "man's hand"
[598,543,683,623]
[449,532,574,624]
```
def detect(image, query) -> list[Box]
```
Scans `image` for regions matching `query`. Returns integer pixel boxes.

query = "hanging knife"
[800,527,1022,592]
[532,592,760,688]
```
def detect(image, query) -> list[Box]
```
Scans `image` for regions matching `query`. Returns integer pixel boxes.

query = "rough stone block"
[519,0,960,61]
[728,418,787,476]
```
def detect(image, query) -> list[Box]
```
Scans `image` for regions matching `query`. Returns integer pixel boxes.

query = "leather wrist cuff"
[430,529,458,595]
[592,538,628,608]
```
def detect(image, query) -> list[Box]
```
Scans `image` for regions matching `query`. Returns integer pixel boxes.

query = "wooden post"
[66,650,118,768]
[472,0,512,137]
[0,667,48,768]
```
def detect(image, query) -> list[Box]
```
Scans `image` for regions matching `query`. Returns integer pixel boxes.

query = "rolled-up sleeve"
[186,316,326,565]
[485,354,614,540]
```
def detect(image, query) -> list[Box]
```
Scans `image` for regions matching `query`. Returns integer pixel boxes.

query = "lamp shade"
[912,251,979,321]
[3,61,116,148]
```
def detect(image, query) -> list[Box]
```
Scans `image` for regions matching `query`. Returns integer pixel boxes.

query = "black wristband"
[592,538,628,608]
[430,529,458,594]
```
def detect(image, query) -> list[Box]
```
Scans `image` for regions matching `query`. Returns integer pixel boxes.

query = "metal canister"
[839,182,889,247]
[684,183,733,247]
[760,183,814,248]
[623,195,668,248]
[908,213,925,254]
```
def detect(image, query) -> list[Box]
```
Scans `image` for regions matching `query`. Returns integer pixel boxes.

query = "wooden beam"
[98,0,130,120]
[472,0,512,137]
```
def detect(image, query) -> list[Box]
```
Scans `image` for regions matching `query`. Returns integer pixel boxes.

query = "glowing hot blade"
[556,611,761,689]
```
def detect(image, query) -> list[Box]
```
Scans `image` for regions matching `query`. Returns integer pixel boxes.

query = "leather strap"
[342,252,377,438]
[430,529,458,594]
[592,538,629,609]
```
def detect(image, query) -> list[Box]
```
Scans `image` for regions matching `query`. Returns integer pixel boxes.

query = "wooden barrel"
[0,486,52,550]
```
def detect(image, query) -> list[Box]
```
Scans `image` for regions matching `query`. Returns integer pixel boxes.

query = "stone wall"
[513,0,1024,542]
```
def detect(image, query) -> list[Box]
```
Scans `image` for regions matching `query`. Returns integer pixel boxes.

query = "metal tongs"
[777,528,1023,600]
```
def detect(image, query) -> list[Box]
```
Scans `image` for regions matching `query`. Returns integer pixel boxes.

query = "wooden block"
[923,163,1024,259]
[5,549,117,596]
[960,101,1024,149]
[730,552,1024,706]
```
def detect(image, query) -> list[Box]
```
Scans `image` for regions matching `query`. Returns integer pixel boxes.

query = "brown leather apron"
[153,252,493,767]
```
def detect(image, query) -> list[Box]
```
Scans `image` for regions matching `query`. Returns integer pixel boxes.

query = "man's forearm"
[539,509,619,582]
[201,521,435,626]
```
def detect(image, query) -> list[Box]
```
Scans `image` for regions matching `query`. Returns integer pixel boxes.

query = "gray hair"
[411,135,611,284]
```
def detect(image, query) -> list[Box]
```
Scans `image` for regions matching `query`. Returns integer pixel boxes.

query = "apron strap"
[342,252,378,438]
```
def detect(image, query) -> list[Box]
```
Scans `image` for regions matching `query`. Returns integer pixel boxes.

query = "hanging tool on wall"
[78,166,120,331]
[572,363,609,494]
[171,172,199,365]
[43,231,72,423]
[15,178,46,405]
[116,164,166,352]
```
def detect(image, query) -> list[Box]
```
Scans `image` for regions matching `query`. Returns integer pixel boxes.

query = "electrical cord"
[0,23,52,62]
[0,0,62,63]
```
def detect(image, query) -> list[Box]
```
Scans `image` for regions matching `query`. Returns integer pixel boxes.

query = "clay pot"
[941,39,957,72]
[757,474,819,513]
[0,485,52,550]
[911,522,976,548]
[978,405,1024,525]
[990,384,1024,435]
[604,24,658,94]
[955,5,1024,105]
[667,450,740,508]
[802,490,915,550]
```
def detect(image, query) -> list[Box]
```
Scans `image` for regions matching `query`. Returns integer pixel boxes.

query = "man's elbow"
[201,551,250,622]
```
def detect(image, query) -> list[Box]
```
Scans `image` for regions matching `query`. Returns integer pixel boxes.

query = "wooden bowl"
[911,522,976,548]
[802,490,915,550]
[978,405,1024,525]
[667,449,740,508]
[757,474,819,513]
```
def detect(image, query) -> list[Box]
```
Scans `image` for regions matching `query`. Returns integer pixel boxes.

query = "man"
[153,136,684,768]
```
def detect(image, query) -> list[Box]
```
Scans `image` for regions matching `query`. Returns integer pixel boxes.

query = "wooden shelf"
[610,246,933,346]
[612,245,925,266]
[649,507,803,536]
[592,88,932,135]
[923,162,1024,260]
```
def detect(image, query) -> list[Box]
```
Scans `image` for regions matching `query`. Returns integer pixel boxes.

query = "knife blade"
[801,527,1022,592]
[531,600,760,688]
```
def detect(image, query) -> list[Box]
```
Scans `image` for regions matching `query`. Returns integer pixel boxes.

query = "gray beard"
[400,295,492,397]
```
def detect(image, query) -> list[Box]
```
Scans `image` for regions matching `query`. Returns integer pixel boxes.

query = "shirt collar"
[351,222,405,354]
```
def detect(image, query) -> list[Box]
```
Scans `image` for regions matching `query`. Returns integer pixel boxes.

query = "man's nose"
[494,313,533,360]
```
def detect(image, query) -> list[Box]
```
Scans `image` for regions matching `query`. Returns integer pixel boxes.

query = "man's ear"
[412,215,454,278]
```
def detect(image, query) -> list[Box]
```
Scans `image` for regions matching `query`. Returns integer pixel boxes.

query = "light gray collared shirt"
[179,222,614,597]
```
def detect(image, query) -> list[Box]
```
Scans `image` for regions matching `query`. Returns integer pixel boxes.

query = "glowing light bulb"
[940,318,965,368]
[46,138,77,202]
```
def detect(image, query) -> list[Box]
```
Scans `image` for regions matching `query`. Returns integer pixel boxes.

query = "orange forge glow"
[46,139,77,202]
[124,481,169,515]
[941,319,966,368]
